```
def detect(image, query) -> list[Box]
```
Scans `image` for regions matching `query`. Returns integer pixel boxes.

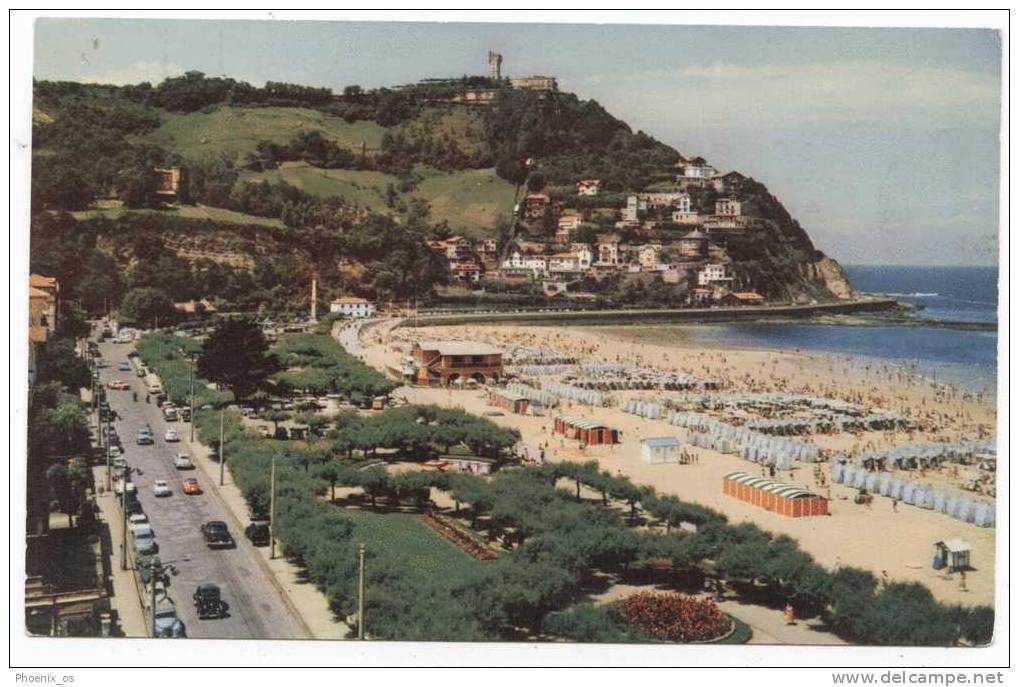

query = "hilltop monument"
[487,51,502,80]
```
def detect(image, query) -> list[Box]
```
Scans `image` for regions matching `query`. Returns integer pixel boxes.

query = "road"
[97,339,307,640]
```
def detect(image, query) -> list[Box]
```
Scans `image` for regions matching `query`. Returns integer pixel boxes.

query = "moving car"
[164,428,179,442]
[107,380,130,390]
[200,521,235,549]
[244,520,271,547]
[193,583,227,619]
[182,478,201,495]
[174,454,193,470]
[118,362,132,372]
[136,429,154,445]
[153,480,172,497]
[152,601,185,638]
[131,525,157,556]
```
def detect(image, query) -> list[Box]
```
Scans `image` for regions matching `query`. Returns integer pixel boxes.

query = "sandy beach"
[353,321,996,607]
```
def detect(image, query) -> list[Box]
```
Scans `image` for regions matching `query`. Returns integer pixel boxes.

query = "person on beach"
[784,602,795,626]
[892,497,898,513]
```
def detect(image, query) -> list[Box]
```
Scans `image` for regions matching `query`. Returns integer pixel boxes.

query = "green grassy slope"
[142,106,387,160]
[413,168,516,235]
[71,203,286,228]
[242,162,399,213]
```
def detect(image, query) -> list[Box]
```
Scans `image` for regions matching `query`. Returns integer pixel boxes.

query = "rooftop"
[642,436,680,448]
[30,274,58,289]
[416,340,503,356]
[332,296,372,304]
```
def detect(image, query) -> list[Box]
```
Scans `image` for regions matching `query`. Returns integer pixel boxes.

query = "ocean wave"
[883,292,940,298]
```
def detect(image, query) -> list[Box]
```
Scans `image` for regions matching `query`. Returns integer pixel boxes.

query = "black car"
[244,521,271,547]
[200,521,235,549]
[193,583,227,619]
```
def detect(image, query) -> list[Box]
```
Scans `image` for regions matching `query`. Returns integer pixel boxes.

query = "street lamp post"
[218,408,225,486]
[188,353,196,442]
[104,412,112,492]
[357,542,366,640]
[269,454,277,560]
[121,465,131,571]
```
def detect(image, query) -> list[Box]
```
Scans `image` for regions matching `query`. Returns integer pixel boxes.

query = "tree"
[36,338,90,391]
[526,172,547,193]
[317,462,342,503]
[119,287,176,328]
[199,319,279,400]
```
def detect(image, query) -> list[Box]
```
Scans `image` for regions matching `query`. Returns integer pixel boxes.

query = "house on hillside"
[450,259,484,284]
[697,264,733,287]
[712,171,747,195]
[154,167,189,203]
[548,253,581,274]
[678,229,709,259]
[637,244,663,271]
[576,179,601,196]
[721,292,765,306]
[715,197,742,217]
[595,234,622,267]
[677,156,716,187]
[520,193,551,222]
[330,296,377,318]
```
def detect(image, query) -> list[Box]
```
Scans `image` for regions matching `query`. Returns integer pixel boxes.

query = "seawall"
[400,298,900,328]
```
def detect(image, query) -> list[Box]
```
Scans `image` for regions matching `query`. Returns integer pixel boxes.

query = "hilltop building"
[510,75,558,92]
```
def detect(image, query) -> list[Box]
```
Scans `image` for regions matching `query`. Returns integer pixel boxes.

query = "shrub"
[617,591,731,643]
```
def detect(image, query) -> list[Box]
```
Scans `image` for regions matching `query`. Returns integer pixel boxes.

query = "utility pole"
[104,412,112,492]
[269,454,277,560]
[121,466,130,571]
[151,568,158,637]
[188,354,196,442]
[357,542,366,640]
[218,408,225,486]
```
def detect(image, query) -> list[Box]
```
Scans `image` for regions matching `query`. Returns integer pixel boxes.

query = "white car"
[153,480,172,497]
[164,428,179,442]
[174,454,193,470]
[128,513,149,530]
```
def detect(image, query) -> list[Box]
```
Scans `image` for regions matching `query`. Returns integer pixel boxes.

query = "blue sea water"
[688,265,999,394]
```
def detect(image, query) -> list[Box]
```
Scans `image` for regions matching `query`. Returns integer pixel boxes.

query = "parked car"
[118,362,132,372]
[163,407,178,422]
[112,456,127,471]
[153,480,172,497]
[256,425,271,438]
[137,429,154,445]
[152,600,185,638]
[179,407,191,422]
[107,380,130,390]
[136,366,147,378]
[244,520,271,547]
[174,454,194,470]
[114,480,136,497]
[200,521,234,549]
[164,428,179,442]
[182,478,201,495]
[147,383,162,395]
[193,583,227,619]
[128,513,149,530]
[131,525,158,556]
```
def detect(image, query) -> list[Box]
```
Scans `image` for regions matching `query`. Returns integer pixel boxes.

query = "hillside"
[30,72,852,314]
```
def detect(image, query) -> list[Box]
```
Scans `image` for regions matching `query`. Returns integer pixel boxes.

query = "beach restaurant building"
[554,415,619,445]
[722,471,829,517]
[412,340,503,387]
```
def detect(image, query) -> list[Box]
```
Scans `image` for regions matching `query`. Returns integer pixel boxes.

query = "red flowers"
[617,591,730,642]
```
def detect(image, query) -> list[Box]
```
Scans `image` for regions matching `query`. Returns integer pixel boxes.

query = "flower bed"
[421,512,498,561]
[617,591,731,643]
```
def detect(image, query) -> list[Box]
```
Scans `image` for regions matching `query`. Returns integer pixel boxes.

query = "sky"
[32,18,1003,266]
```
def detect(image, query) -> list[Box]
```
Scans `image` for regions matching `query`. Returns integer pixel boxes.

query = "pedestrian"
[892,497,898,513]
[784,601,795,626]
[959,570,967,592]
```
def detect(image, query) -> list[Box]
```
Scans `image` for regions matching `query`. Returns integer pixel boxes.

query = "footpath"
[91,467,148,637]
[175,413,349,639]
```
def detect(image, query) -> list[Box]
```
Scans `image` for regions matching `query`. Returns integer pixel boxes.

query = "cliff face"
[719,179,852,301]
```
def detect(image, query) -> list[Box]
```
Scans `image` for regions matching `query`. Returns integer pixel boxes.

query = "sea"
[687,265,1000,395]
